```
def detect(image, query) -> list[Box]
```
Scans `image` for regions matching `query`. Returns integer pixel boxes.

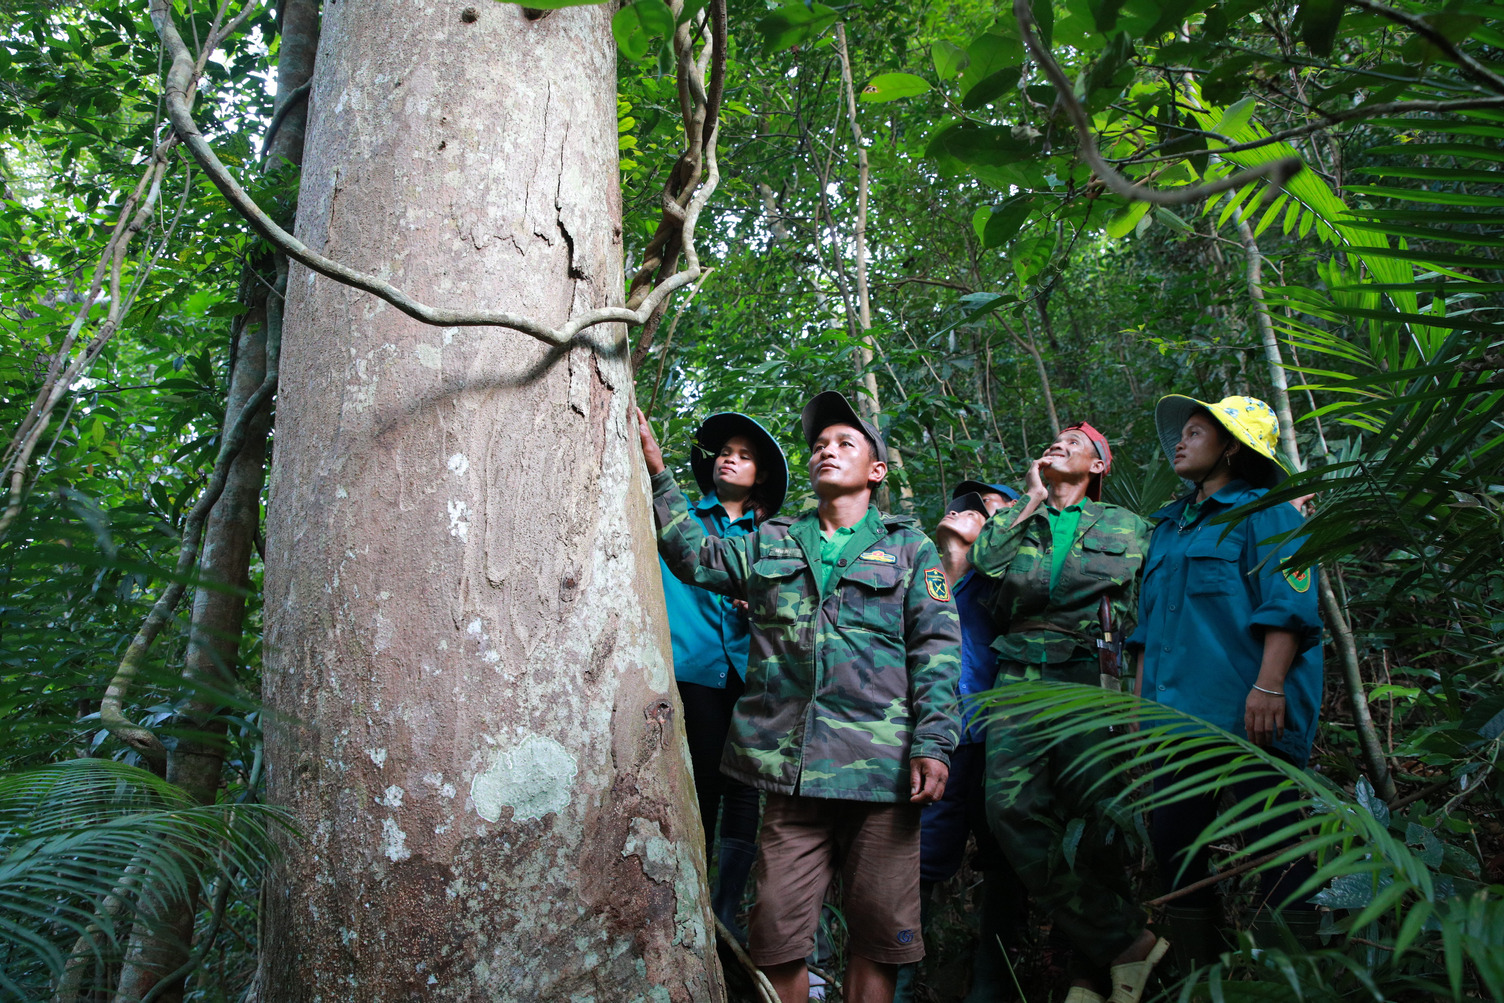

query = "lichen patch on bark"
[469,732,578,822]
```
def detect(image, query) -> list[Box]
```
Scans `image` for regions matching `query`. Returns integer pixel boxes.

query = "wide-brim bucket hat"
[1155,394,1290,488]
[689,412,789,517]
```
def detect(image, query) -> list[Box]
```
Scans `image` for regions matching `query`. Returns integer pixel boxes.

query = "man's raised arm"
[637,408,753,601]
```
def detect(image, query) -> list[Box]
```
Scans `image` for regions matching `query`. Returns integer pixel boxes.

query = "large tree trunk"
[258,4,720,1001]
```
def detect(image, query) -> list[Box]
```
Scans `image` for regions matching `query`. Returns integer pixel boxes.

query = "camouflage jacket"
[652,470,962,803]
[968,499,1149,666]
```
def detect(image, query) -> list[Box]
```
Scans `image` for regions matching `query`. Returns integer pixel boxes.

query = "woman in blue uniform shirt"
[659,412,787,941]
[1127,394,1323,958]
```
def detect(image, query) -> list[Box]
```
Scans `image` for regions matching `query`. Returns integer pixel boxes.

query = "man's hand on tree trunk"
[636,407,666,475]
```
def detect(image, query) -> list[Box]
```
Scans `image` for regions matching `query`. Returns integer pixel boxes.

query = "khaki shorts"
[747,793,924,966]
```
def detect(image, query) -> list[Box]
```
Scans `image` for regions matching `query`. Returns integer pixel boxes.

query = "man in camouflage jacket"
[638,392,961,1003]
[966,423,1164,1002]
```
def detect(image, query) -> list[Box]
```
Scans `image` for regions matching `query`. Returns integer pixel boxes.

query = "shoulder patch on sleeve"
[1280,557,1312,593]
[924,567,951,602]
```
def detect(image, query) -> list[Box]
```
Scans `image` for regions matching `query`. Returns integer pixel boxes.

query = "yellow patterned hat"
[1155,394,1290,486]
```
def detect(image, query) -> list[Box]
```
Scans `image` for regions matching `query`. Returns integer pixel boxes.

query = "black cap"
[799,391,887,464]
[952,479,1020,503]
[689,412,788,517]
[946,491,990,516]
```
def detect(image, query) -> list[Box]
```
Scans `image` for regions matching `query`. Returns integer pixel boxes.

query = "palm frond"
[0,758,290,996]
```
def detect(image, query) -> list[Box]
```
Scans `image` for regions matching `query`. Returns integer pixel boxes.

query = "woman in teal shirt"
[658,412,787,941]
[1128,394,1322,958]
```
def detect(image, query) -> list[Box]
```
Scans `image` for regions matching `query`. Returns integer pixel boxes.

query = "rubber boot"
[1159,905,1220,975]
[712,838,757,944]
[893,881,937,1003]
[964,871,1024,1002]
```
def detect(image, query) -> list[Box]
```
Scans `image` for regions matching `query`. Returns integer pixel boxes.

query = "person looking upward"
[965,424,1164,1003]
[1127,395,1323,965]
[655,412,788,943]
[638,390,961,1003]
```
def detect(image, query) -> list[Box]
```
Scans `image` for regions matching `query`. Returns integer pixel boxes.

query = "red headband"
[1063,422,1112,501]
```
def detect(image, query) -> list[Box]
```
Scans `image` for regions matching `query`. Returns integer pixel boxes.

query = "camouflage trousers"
[983,657,1145,969]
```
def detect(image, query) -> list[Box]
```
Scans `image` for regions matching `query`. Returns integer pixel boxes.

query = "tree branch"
[1013,0,1303,205]
[148,0,721,352]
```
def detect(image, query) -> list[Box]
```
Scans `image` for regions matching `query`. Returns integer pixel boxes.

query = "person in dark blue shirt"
[897,482,1026,1003]
[1128,394,1323,965]
[658,411,788,941]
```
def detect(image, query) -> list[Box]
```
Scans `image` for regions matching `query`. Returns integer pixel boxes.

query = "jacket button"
[1169,604,1177,612]
[1162,645,1171,652]
[837,558,847,566]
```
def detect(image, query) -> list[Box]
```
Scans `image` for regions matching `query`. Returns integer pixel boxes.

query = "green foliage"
[0,759,288,997]
[977,682,1504,1000]
[858,71,931,103]
[613,0,675,62]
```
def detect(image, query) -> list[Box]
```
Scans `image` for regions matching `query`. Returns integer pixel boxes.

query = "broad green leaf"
[859,72,931,104]
[981,195,1037,248]
[612,1,674,61]
[1144,0,1211,40]
[1297,0,1345,56]
[931,40,968,81]
[1089,0,1129,34]
[1012,233,1055,286]
[971,205,993,244]
[755,2,838,55]
[1212,95,1256,137]
[959,33,1023,108]
[1155,206,1194,234]
[1105,199,1151,238]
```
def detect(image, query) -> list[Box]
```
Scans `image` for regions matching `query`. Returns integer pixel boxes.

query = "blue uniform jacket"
[954,570,1000,744]
[659,493,754,688]
[1126,480,1323,766]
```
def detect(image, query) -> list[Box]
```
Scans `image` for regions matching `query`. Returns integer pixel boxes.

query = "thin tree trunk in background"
[258,4,719,1000]
[107,7,319,1002]
[1238,215,1396,804]
[1007,315,1060,438]
[834,23,912,513]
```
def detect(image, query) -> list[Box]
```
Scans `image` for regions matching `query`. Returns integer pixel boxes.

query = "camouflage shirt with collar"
[968,498,1149,666]
[651,470,962,803]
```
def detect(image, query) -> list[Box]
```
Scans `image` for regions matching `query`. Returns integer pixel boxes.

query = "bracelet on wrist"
[1251,683,1285,697]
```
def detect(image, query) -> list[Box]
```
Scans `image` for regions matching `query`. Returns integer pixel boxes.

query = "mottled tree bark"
[107,6,320,1003]
[258,3,720,1001]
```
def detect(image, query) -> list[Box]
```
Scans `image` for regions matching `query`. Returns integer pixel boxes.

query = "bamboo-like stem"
[1237,215,1396,803]
[833,23,913,512]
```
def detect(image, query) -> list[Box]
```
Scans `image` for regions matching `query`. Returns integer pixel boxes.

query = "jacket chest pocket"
[1184,535,1242,597]
[750,558,807,624]
[838,561,905,635]
[1080,535,1129,580]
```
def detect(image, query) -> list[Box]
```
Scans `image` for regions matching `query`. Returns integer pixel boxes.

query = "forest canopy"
[1,0,1502,1000]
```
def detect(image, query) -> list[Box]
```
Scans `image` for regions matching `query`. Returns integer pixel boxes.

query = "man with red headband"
[963,424,1163,1003]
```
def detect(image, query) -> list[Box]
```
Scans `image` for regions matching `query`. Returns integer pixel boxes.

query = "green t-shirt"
[1046,503,1084,597]
[818,525,857,593]
[1179,496,1206,529]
